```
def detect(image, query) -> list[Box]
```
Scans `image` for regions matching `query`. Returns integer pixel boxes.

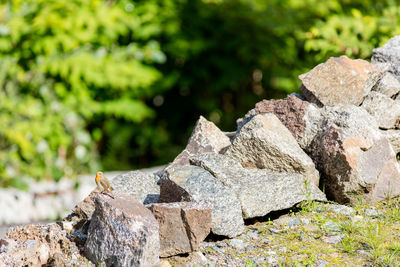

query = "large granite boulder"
[84,194,160,267]
[239,94,323,150]
[170,116,231,167]
[226,114,319,186]
[190,153,326,219]
[299,56,382,106]
[311,105,400,204]
[372,36,400,80]
[159,165,245,238]
[148,201,212,257]
[361,91,400,129]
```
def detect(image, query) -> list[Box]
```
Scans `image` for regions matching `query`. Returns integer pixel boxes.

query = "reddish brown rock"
[171,116,231,167]
[148,201,212,257]
[299,56,382,106]
[313,105,400,204]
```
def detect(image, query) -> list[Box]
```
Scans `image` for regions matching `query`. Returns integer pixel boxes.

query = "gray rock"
[159,165,245,237]
[326,204,355,217]
[287,218,301,227]
[148,201,212,257]
[190,153,326,219]
[381,129,400,154]
[322,234,344,244]
[311,105,400,204]
[111,170,160,204]
[372,72,400,97]
[364,207,381,217]
[85,194,160,267]
[229,239,245,250]
[372,36,400,80]
[323,221,341,233]
[299,56,382,106]
[361,91,400,129]
[238,94,323,151]
[170,116,231,167]
[226,114,320,186]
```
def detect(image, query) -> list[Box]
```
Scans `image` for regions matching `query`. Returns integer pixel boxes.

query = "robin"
[95,171,114,198]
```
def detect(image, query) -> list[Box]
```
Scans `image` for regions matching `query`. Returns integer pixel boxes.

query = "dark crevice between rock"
[204,232,229,242]
[244,207,301,226]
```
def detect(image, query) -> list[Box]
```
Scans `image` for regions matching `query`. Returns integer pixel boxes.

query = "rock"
[229,239,245,250]
[72,170,159,222]
[159,165,245,238]
[148,201,212,257]
[323,221,341,233]
[325,204,355,217]
[361,91,400,129]
[111,170,160,204]
[381,129,400,154]
[372,36,400,79]
[0,223,92,266]
[372,72,400,97]
[312,105,400,204]
[190,153,326,219]
[226,114,320,186]
[84,194,159,267]
[364,207,381,217]
[299,56,382,106]
[170,116,231,167]
[237,94,322,150]
[322,234,345,245]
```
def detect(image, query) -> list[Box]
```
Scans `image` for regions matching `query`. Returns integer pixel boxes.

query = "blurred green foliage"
[1,0,400,188]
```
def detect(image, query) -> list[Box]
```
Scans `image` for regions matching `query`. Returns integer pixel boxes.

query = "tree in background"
[1,0,400,188]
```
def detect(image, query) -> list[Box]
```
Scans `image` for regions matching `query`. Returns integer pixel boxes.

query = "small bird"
[95,171,114,198]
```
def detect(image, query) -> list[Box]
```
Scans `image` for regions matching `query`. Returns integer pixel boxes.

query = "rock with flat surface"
[311,105,400,204]
[372,36,400,79]
[170,116,231,167]
[84,194,159,267]
[190,153,326,219]
[299,56,382,106]
[72,170,159,223]
[148,201,212,257]
[159,165,245,238]
[236,94,322,150]
[361,91,400,129]
[111,170,159,204]
[372,72,400,97]
[226,114,319,186]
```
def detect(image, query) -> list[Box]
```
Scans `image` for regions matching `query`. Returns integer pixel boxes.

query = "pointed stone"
[226,114,320,186]
[236,94,323,151]
[170,116,231,167]
[372,36,400,80]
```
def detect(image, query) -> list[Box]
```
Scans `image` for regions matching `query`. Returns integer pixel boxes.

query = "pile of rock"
[2,36,400,266]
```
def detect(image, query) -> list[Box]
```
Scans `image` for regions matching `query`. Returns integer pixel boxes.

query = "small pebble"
[229,239,245,250]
